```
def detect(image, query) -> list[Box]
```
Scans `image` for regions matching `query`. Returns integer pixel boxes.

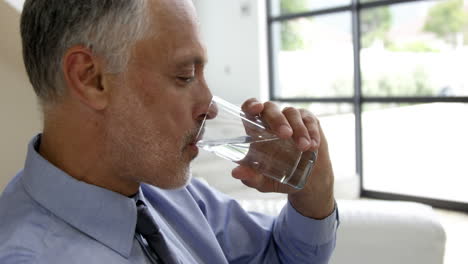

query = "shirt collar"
[21,134,138,258]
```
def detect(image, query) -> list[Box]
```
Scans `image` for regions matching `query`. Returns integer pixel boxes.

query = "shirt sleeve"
[186,178,339,264]
[274,201,338,263]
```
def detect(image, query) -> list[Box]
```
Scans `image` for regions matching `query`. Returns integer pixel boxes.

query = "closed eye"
[177,76,195,83]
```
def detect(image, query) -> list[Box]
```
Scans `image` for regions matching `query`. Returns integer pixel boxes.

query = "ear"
[62,46,109,110]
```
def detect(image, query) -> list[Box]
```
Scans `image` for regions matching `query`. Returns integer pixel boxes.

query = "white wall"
[3,0,23,11]
[0,1,41,192]
[194,0,268,105]
[190,0,279,197]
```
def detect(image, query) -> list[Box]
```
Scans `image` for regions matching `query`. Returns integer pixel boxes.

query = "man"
[0,0,338,263]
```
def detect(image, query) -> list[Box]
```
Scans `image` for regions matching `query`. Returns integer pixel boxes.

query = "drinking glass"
[196,96,317,189]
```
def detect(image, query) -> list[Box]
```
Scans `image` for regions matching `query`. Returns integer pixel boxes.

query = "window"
[267,0,468,211]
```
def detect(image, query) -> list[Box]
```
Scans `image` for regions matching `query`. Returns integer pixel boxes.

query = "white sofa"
[191,154,447,264]
[238,198,446,264]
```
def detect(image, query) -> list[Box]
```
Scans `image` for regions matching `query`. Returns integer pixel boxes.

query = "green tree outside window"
[424,0,468,47]
[280,0,309,50]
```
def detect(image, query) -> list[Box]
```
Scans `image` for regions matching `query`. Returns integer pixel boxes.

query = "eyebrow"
[175,55,207,68]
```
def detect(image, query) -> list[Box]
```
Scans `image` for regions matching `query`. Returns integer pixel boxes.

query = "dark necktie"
[135,200,178,264]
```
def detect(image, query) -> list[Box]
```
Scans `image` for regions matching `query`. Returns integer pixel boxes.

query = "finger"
[232,166,257,180]
[300,109,321,150]
[282,107,312,151]
[232,166,265,188]
[241,98,264,117]
[232,166,296,194]
[262,101,293,138]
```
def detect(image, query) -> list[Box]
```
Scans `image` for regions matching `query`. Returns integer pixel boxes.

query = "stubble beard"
[103,94,193,190]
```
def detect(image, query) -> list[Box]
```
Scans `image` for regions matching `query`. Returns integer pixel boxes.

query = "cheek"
[155,106,191,145]
[126,75,195,141]
[137,79,159,108]
[144,94,193,132]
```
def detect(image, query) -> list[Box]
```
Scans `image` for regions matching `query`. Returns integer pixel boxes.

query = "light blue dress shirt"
[0,135,338,263]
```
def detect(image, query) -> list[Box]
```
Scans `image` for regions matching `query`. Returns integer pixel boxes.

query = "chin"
[145,165,192,190]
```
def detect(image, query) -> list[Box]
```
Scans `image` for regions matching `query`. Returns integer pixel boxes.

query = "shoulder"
[185,178,246,220]
[0,172,54,263]
[185,177,231,201]
[141,177,236,217]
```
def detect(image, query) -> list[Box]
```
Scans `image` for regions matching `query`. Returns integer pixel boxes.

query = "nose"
[193,79,217,121]
[205,100,218,120]
[194,96,218,122]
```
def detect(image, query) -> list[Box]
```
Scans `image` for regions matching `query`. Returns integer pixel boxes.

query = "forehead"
[137,0,206,65]
[149,0,198,36]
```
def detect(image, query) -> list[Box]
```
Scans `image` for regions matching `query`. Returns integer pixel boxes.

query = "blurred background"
[194,0,468,210]
[266,0,468,206]
[1,0,467,263]
[193,0,468,263]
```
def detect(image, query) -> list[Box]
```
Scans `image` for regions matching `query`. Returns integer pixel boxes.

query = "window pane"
[362,102,468,203]
[272,12,354,98]
[361,1,468,97]
[270,0,351,16]
[280,103,356,180]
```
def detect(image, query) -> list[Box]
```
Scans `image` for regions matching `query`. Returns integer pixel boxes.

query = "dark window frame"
[266,0,468,212]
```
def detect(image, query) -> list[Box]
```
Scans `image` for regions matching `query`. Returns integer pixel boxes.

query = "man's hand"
[232,98,335,219]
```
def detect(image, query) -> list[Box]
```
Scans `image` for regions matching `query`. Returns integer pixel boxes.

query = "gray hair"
[20,0,150,104]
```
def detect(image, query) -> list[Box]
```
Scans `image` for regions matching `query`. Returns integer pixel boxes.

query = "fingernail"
[298,137,310,150]
[279,125,292,136]
[311,139,318,148]
[251,102,262,108]
[231,167,244,179]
